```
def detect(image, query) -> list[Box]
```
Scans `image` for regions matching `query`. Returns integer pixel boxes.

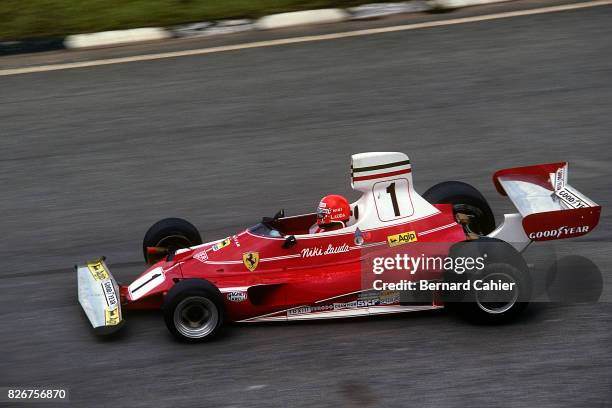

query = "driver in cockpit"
[310,195,351,234]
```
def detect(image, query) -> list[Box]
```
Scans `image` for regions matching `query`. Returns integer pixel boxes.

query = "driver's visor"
[317,207,330,219]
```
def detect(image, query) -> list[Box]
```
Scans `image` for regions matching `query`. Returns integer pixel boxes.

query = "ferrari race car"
[77,152,601,342]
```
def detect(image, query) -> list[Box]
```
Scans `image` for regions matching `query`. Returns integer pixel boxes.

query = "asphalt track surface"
[1,3,611,407]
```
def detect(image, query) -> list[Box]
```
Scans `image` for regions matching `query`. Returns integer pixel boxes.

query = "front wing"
[76,258,123,334]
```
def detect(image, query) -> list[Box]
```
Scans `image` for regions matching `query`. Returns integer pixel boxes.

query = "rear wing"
[493,162,601,241]
[76,258,123,334]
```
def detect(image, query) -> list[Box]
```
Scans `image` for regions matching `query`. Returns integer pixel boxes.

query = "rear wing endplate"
[493,162,601,241]
[76,258,123,334]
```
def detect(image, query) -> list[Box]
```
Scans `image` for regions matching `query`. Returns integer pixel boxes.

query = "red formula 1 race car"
[77,152,601,342]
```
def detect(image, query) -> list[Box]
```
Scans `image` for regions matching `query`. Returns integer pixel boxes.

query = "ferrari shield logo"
[242,252,260,272]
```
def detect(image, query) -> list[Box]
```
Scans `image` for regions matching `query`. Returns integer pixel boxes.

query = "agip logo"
[387,231,418,247]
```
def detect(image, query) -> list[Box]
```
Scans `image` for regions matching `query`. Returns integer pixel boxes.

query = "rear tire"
[163,279,224,343]
[454,263,531,323]
[422,181,495,235]
[444,239,532,323]
[142,218,202,264]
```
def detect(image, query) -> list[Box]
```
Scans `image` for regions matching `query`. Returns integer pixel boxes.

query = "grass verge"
[0,0,371,41]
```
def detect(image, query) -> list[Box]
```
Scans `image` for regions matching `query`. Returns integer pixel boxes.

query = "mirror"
[282,235,297,249]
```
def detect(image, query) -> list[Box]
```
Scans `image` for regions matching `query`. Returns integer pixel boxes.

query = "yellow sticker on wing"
[87,260,109,281]
[105,307,121,326]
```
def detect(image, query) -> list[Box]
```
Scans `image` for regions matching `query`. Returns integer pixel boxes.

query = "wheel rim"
[173,297,219,339]
[453,204,488,235]
[475,272,519,314]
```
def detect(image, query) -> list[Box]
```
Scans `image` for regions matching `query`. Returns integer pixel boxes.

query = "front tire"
[163,279,224,342]
[142,218,202,264]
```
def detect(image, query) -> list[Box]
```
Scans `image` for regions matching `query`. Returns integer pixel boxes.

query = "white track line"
[1,0,610,77]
